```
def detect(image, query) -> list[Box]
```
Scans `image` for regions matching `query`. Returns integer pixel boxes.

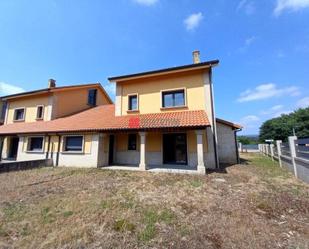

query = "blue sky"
[0,0,308,135]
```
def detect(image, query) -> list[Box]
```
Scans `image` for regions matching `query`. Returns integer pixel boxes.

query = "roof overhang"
[108,60,219,83]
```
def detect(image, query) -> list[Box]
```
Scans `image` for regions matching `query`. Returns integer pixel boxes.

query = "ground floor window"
[64,136,83,152]
[28,137,44,152]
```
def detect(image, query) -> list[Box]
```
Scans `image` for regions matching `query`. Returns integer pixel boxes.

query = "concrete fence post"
[239,142,242,153]
[270,144,274,161]
[266,144,270,156]
[288,136,298,178]
[276,140,282,167]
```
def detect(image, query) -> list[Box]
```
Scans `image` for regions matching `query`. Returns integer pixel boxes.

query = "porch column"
[139,132,147,170]
[195,130,206,174]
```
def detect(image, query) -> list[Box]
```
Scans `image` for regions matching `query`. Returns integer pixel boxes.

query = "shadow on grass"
[207,157,252,174]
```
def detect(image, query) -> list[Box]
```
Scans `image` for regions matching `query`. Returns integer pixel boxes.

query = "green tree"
[259,107,309,142]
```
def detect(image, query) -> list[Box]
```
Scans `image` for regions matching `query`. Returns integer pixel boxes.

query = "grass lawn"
[0,153,308,249]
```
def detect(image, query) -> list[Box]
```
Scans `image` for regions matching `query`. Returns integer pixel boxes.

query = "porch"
[99,128,217,174]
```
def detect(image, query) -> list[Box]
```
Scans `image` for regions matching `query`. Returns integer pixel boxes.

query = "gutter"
[234,128,242,164]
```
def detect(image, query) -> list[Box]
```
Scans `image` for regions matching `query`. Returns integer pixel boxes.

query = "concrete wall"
[294,157,309,183]
[216,122,237,164]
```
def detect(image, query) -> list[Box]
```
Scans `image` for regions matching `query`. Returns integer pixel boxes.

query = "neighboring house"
[0,51,241,173]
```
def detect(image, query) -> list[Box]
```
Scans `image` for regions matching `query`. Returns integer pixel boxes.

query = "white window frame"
[160,88,187,109]
[27,136,45,153]
[13,107,26,122]
[36,105,45,120]
[62,135,85,153]
[127,93,139,112]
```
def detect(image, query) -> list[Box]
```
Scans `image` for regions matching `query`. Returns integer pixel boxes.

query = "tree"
[259,107,309,142]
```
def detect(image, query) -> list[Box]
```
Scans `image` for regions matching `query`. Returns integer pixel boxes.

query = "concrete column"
[195,130,206,174]
[276,140,282,167]
[270,144,274,161]
[288,136,298,178]
[139,132,147,170]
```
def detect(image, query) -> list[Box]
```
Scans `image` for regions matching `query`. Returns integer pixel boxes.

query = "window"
[64,136,83,152]
[14,108,25,121]
[88,89,97,106]
[128,95,138,111]
[28,137,44,152]
[36,106,44,119]
[162,89,185,108]
[128,134,137,150]
[1,101,7,121]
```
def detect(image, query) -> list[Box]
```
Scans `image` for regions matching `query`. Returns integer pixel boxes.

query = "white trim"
[160,87,187,108]
[26,135,45,153]
[13,107,26,122]
[127,93,139,112]
[62,135,85,153]
[36,105,45,120]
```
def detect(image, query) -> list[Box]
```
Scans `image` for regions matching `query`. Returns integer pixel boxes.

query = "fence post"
[276,140,282,167]
[270,144,274,161]
[238,142,242,153]
[266,144,270,156]
[288,136,298,178]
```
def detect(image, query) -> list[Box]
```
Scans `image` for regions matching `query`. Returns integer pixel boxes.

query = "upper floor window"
[128,94,138,111]
[0,101,7,121]
[162,89,185,108]
[14,108,25,121]
[64,136,83,152]
[128,134,137,150]
[28,137,44,152]
[36,105,44,120]
[88,89,97,106]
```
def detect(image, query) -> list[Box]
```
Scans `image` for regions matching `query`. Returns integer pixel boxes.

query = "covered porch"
[98,127,217,174]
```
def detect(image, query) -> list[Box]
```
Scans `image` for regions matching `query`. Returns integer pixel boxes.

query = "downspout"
[234,128,242,164]
[209,67,219,168]
[56,134,61,166]
[0,136,4,161]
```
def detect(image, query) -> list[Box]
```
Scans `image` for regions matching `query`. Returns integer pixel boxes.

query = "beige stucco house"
[0,51,241,174]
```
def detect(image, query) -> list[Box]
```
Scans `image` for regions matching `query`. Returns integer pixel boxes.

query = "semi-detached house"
[0,51,241,174]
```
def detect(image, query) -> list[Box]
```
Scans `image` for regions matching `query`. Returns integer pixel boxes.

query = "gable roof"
[1,83,113,103]
[216,118,242,130]
[108,60,219,82]
[0,105,211,135]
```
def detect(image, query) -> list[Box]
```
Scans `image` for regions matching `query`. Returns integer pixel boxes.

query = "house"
[0,51,241,173]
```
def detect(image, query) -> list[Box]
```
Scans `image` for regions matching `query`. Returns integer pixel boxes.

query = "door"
[9,137,19,159]
[108,135,114,165]
[163,133,187,165]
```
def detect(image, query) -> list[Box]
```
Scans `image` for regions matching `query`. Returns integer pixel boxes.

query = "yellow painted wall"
[118,70,207,115]
[6,94,50,124]
[114,130,207,154]
[53,87,110,118]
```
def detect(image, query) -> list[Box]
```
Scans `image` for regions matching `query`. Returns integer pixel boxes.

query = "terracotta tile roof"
[0,105,210,135]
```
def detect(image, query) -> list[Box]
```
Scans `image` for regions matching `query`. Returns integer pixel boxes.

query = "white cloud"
[297,96,309,108]
[273,110,292,117]
[184,12,203,31]
[237,0,255,15]
[261,104,284,115]
[238,115,261,131]
[133,0,158,6]
[274,0,309,16]
[245,36,256,46]
[237,83,300,102]
[0,82,25,96]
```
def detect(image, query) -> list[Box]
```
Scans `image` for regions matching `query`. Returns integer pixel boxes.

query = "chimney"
[192,50,201,64]
[48,79,56,88]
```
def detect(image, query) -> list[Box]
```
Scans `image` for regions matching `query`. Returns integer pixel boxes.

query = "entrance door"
[108,135,114,165]
[163,133,187,165]
[9,137,19,159]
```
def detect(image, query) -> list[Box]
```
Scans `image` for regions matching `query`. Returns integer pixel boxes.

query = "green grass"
[63,210,74,218]
[41,207,56,224]
[138,208,175,242]
[2,203,26,222]
[113,219,136,232]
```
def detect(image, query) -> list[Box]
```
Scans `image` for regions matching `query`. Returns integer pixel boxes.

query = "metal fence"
[259,136,309,184]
